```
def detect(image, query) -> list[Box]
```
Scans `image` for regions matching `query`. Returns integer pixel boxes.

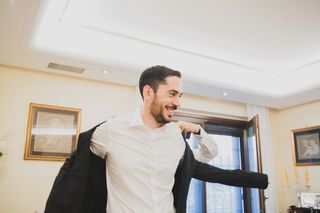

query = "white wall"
[0,65,135,213]
[270,101,320,212]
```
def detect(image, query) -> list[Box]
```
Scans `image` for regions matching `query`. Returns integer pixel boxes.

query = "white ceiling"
[1,0,320,109]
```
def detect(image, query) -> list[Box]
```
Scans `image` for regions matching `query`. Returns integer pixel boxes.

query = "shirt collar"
[129,107,171,130]
[129,108,145,127]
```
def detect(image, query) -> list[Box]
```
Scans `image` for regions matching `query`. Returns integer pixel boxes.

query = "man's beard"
[150,98,172,125]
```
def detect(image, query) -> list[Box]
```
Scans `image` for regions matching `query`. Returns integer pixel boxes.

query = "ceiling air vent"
[47,62,85,74]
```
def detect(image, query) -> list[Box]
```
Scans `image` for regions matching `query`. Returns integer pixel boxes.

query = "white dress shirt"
[90,109,217,213]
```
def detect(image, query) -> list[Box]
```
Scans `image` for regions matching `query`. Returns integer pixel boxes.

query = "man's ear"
[142,85,154,100]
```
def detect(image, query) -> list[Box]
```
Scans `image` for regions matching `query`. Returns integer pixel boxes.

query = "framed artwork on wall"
[292,126,320,166]
[24,103,81,161]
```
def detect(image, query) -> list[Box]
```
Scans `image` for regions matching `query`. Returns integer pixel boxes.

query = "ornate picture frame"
[292,126,320,166]
[24,103,81,161]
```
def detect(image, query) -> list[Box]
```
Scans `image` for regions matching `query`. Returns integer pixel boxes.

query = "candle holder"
[287,180,310,207]
[284,167,311,207]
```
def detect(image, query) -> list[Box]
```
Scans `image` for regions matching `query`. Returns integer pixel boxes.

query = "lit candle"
[304,168,309,186]
[284,169,289,186]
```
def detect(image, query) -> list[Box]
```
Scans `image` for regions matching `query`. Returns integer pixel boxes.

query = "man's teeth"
[166,107,174,114]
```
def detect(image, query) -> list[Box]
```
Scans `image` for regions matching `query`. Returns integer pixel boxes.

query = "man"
[44,65,268,213]
[90,66,218,212]
[90,66,267,212]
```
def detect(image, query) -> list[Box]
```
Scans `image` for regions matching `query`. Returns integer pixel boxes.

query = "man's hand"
[177,121,201,135]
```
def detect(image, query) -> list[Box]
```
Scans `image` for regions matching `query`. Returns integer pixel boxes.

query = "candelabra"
[296,183,311,208]
[286,180,310,207]
[285,168,311,207]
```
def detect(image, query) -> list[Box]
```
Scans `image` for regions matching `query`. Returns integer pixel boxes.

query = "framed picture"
[292,126,320,166]
[24,103,81,161]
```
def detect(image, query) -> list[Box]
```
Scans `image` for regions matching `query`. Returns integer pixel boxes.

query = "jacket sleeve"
[44,123,107,213]
[193,160,268,189]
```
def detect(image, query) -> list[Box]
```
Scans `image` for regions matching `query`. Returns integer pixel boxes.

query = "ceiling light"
[222,92,228,96]
[102,70,110,74]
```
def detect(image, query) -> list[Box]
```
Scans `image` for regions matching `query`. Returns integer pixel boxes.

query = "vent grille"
[47,62,85,74]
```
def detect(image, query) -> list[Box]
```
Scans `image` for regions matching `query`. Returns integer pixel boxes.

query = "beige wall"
[180,93,248,120]
[0,66,136,213]
[270,101,320,212]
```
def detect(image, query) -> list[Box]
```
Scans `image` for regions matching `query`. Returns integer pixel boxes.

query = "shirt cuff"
[194,126,205,139]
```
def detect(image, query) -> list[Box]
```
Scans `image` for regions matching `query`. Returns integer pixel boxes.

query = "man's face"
[150,76,183,124]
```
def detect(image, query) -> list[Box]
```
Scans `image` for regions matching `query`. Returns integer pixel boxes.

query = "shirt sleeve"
[90,121,110,159]
[193,126,218,163]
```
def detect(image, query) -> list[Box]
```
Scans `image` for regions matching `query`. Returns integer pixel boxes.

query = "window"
[175,114,265,213]
[206,135,243,213]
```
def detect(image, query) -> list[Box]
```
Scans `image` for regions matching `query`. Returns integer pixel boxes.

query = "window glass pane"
[247,125,258,172]
[187,178,203,213]
[206,134,244,213]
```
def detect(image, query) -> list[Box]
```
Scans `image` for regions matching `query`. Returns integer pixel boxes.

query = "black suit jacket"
[45,123,268,213]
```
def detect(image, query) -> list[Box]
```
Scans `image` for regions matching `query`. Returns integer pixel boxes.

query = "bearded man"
[90,65,219,213]
[45,66,268,213]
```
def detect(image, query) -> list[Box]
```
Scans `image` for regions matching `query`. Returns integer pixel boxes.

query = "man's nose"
[173,97,181,108]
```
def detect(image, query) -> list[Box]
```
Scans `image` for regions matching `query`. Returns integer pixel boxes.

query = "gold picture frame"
[292,126,320,166]
[24,103,81,161]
